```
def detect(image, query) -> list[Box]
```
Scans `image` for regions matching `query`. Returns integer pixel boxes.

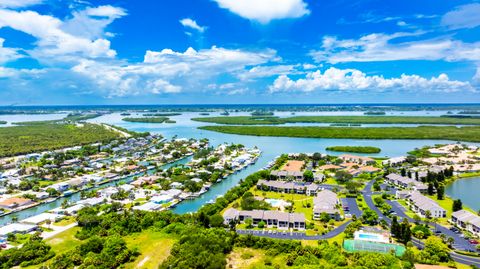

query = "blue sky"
[0,0,479,105]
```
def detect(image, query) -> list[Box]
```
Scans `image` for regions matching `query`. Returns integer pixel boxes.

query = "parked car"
[0,243,6,249]
[469,239,479,245]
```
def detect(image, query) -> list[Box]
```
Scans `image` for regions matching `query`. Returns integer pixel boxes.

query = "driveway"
[341,197,362,218]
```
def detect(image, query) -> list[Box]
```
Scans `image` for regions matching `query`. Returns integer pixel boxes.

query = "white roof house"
[21,213,64,225]
[0,223,37,237]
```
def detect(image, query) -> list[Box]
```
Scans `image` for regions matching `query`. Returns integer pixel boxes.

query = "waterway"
[0,156,191,226]
[89,112,480,214]
[446,176,480,212]
[1,110,479,220]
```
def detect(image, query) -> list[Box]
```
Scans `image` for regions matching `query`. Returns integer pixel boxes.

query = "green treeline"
[326,146,381,153]
[0,121,6,124]
[122,117,170,123]
[199,125,480,142]
[192,115,480,125]
[13,113,102,125]
[142,113,181,117]
[0,123,120,157]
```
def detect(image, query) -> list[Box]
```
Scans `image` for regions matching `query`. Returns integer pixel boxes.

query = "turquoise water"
[446,176,480,211]
[0,113,67,127]
[88,112,480,214]
[1,110,479,219]
[358,233,381,240]
[265,198,288,207]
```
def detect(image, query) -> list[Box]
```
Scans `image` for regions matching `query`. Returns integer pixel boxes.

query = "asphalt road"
[364,180,480,266]
[341,197,362,218]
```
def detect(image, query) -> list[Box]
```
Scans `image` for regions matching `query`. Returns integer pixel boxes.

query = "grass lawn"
[427,194,477,219]
[123,229,176,269]
[323,177,339,185]
[326,233,346,245]
[226,247,266,269]
[53,216,76,226]
[45,226,82,255]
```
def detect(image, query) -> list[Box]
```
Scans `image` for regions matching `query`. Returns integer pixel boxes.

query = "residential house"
[0,197,34,209]
[406,191,446,218]
[313,190,341,220]
[222,208,306,230]
[451,210,480,236]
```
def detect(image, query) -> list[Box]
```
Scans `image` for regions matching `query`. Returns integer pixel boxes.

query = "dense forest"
[192,115,480,125]
[199,125,480,142]
[122,117,175,123]
[0,123,120,157]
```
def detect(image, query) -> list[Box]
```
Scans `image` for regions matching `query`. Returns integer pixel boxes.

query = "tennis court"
[343,239,406,256]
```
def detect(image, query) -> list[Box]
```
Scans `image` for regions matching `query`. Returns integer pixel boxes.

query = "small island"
[142,113,181,117]
[122,117,171,123]
[326,146,381,153]
[0,121,6,124]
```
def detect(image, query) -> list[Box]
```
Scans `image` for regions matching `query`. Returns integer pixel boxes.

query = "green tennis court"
[343,239,406,256]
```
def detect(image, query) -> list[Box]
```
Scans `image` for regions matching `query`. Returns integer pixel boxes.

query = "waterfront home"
[451,210,480,236]
[382,156,407,166]
[385,173,428,193]
[406,191,446,218]
[49,181,70,192]
[222,208,306,230]
[132,201,163,211]
[339,155,375,165]
[0,223,37,238]
[313,190,341,220]
[0,197,34,209]
[21,213,64,225]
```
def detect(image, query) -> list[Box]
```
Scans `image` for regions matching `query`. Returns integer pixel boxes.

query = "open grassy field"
[0,123,120,157]
[123,229,176,269]
[226,247,266,269]
[192,115,480,125]
[45,226,82,255]
[199,125,480,142]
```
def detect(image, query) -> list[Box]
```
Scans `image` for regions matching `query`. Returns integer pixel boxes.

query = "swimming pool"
[265,198,290,207]
[354,231,390,243]
[358,233,381,240]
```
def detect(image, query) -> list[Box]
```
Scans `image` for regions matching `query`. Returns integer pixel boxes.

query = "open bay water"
[0,108,478,221]
[90,112,480,214]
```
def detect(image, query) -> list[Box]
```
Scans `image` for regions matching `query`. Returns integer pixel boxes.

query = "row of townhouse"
[222,208,306,230]
[270,170,304,181]
[385,173,428,193]
[256,179,321,196]
[451,210,480,236]
[313,189,341,220]
[406,191,446,218]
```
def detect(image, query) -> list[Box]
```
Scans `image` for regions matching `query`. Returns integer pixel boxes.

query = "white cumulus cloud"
[441,3,480,30]
[179,18,206,33]
[312,32,480,64]
[0,0,43,8]
[213,0,310,23]
[0,38,21,64]
[269,67,474,93]
[0,6,125,64]
[71,46,278,97]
